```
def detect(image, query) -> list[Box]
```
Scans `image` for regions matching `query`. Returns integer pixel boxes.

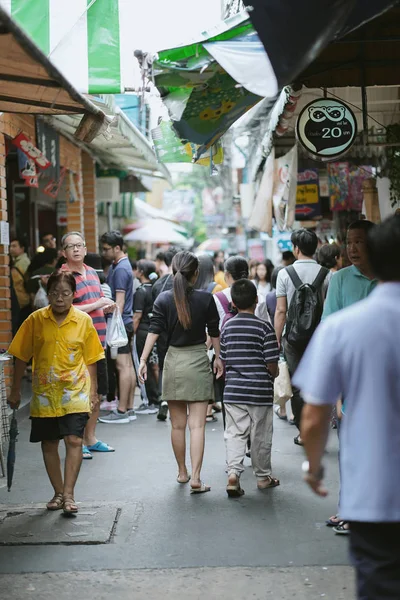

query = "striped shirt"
[220,313,279,406]
[61,264,106,348]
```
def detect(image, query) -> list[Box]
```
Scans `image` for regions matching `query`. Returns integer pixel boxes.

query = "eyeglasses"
[48,290,74,299]
[64,243,86,251]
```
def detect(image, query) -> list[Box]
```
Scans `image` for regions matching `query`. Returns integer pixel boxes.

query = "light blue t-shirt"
[322,265,377,320]
[293,283,400,523]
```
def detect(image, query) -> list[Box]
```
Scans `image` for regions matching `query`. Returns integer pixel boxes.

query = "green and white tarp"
[0,0,134,93]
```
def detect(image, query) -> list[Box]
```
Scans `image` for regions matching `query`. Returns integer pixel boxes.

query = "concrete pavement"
[0,405,354,598]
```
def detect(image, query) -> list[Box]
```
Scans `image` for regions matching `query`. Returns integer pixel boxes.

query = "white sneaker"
[98,410,129,424]
[136,403,158,415]
[127,409,137,421]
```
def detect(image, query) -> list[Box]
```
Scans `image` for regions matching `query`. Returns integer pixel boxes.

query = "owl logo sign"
[296,99,357,160]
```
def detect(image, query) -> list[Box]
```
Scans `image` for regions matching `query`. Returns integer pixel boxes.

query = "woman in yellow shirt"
[8,270,104,515]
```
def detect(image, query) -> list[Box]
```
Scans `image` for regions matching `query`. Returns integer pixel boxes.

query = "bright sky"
[130,0,222,53]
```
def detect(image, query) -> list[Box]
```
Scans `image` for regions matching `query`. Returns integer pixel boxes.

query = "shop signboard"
[17,149,38,188]
[296,169,321,219]
[296,99,357,161]
[36,119,60,180]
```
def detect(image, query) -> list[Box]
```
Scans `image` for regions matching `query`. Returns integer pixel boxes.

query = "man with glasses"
[61,232,115,457]
[99,231,137,424]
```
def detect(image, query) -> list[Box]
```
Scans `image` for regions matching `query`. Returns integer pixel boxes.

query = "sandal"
[274,405,287,420]
[326,514,341,527]
[206,414,218,423]
[63,495,79,515]
[257,476,280,490]
[82,445,93,460]
[46,493,64,511]
[190,482,211,494]
[177,473,191,484]
[226,476,245,498]
[333,521,350,535]
[294,435,304,446]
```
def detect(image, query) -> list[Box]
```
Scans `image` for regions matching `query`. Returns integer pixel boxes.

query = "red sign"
[43,167,66,199]
[295,206,314,216]
[12,133,51,170]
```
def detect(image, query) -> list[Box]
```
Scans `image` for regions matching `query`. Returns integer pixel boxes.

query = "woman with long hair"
[195,254,223,294]
[133,260,160,414]
[252,259,275,303]
[138,251,223,493]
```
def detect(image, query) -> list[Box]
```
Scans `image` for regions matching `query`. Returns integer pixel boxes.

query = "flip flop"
[294,435,304,446]
[206,415,218,423]
[87,441,115,452]
[333,521,350,535]
[274,405,288,420]
[82,445,93,459]
[190,482,211,494]
[326,515,341,527]
[177,474,191,484]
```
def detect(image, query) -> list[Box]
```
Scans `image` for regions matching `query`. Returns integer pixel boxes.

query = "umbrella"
[7,409,18,492]
[196,238,228,253]
[124,219,189,245]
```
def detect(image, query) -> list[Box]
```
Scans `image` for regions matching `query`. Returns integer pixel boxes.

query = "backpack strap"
[312,267,329,289]
[286,266,303,290]
[215,291,230,314]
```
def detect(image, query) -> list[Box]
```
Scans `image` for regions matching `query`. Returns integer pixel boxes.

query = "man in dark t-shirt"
[99,232,136,425]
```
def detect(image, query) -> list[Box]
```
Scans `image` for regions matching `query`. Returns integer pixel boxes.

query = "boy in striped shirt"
[220,279,280,498]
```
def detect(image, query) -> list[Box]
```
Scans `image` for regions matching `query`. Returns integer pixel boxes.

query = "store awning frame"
[0,5,106,142]
[48,96,171,181]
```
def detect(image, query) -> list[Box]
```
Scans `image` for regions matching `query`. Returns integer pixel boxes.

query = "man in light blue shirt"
[293,215,400,599]
[323,220,377,320]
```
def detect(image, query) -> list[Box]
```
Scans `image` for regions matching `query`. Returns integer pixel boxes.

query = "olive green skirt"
[162,344,214,402]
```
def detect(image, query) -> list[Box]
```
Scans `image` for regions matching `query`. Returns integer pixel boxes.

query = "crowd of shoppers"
[6,215,400,598]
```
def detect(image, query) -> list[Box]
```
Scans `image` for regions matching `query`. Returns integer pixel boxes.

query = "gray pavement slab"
[0,406,349,576]
[0,503,122,545]
[0,566,356,600]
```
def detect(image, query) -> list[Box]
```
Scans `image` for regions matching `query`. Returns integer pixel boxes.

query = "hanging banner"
[2,0,134,94]
[12,133,51,170]
[328,162,350,211]
[17,149,39,188]
[248,147,274,235]
[296,99,357,161]
[296,169,321,219]
[272,145,298,231]
[36,118,60,180]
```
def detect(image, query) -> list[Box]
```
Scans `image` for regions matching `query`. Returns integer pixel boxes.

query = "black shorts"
[96,358,108,396]
[118,322,133,355]
[30,413,89,443]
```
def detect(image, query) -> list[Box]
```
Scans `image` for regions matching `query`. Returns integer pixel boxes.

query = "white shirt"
[214,288,271,330]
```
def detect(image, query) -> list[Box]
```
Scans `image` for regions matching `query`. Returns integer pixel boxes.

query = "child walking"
[220,279,280,497]
[7,270,104,514]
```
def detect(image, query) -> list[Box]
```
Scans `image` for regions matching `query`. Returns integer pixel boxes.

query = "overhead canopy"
[49,96,171,181]
[1,0,135,94]
[243,0,399,88]
[151,12,277,160]
[0,5,105,139]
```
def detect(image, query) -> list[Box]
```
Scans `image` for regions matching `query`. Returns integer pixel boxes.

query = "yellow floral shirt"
[8,306,105,418]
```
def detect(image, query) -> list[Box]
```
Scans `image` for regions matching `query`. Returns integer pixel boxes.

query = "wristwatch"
[302,461,325,481]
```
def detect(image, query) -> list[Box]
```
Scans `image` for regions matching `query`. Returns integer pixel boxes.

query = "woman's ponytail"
[172,251,199,330]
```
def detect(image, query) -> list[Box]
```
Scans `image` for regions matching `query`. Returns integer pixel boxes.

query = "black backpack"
[285,265,329,351]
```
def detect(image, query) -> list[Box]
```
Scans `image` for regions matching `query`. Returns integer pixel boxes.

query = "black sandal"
[294,435,304,446]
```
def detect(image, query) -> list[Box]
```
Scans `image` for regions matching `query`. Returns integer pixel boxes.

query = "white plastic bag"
[34,282,49,309]
[106,307,128,349]
[274,359,293,408]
